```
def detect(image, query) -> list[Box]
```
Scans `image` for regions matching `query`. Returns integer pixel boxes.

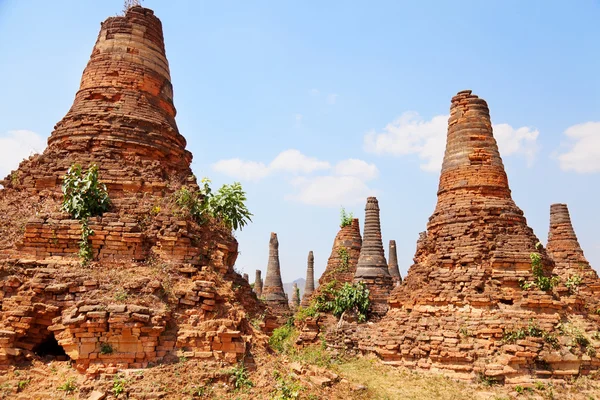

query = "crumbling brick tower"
[0,6,266,374]
[262,233,291,327]
[364,90,600,384]
[388,240,402,284]
[353,197,393,316]
[300,251,315,307]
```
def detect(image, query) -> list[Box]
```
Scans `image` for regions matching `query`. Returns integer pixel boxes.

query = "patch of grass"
[269,322,297,353]
[229,362,253,391]
[272,370,303,400]
[57,377,77,394]
[17,379,30,392]
[112,374,127,396]
[100,342,113,354]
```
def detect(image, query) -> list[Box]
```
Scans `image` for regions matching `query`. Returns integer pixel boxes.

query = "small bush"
[17,379,30,392]
[339,207,353,228]
[328,282,371,323]
[565,274,582,294]
[100,342,113,355]
[230,362,253,390]
[61,164,110,219]
[174,179,252,231]
[269,323,296,353]
[57,378,77,393]
[112,375,127,396]
[272,370,303,400]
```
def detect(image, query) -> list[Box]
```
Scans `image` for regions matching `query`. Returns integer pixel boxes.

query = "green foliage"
[294,303,320,323]
[100,342,113,355]
[272,370,303,400]
[327,282,371,323]
[78,218,94,266]
[57,377,77,393]
[61,164,110,219]
[520,252,560,291]
[211,182,253,231]
[339,207,353,228]
[269,322,296,353]
[565,274,583,294]
[229,362,253,390]
[503,321,558,349]
[337,247,350,272]
[112,375,127,396]
[477,373,499,386]
[17,379,30,391]
[174,179,252,231]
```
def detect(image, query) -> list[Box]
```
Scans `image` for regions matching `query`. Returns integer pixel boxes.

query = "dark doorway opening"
[33,336,69,361]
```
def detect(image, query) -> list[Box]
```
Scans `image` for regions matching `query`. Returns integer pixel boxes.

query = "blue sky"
[0,0,598,284]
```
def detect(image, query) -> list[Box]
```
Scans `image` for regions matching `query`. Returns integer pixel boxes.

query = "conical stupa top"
[46,6,191,172]
[438,90,510,197]
[291,283,300,310]
[254,270,263,297]
[547,203,597,279]
[262,232,287,303]
[355,197,390,279]
[388,240,401,282]
[304,251,315,296]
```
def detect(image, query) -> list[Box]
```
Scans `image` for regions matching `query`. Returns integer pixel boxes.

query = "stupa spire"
[301,251,315,307]
[388,240,401,284]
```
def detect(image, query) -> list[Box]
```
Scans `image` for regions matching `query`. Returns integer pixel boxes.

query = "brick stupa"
[354,197,393,316]
[254,269,263,298]
[262,233,290,324]
[388,240,402,284]
[363,90,600,383]
[0,6,266,374]
[547,204,598,282]
[301,251,315,307]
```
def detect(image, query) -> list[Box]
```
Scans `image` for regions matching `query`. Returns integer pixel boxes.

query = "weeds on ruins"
[61,164,111,220]
[174,178,252,231]
[339,207,353,228]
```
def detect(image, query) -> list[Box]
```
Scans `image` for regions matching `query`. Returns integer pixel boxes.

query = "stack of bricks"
[353,197,393,317]
[0,6,266,373]
[358,90,600,384]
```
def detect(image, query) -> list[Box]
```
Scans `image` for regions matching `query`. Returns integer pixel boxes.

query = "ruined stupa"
[363,90,600,383]
[262,233,290,321]
[290,283,300,312]
[254,269,263,298]
[547,204,598,281]
[0,6,266,374]
[354,197,393,315]
[243,273,249,282]
[388,240,401,284]
[301,251,316,307]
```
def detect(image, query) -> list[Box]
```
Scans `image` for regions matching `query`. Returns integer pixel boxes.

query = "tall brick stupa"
[353,197,393,315]
[301,251,316,307]
[363,90,600,383]
[0,6,266,373]
[262,233,290,318]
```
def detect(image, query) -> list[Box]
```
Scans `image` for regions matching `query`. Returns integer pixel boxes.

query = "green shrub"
[339,207,353,228]
[229,362,253,390]
[328,282,371,323]
[520,252,559,291]
[100,342,113,355]
[269,323,295,353]
[61,164,110,219]
[57,378,77,393]
[174,179,252,231]
[565,274,582,294]
[294,304,320,323]
[112,375,127,396]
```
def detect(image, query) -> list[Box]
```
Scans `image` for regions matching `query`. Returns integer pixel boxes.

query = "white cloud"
[327,94,339,105]
[364,112,540,172]
[211,159,270,182]
[286,176,375,207]
[0,130,46,179]
[493,124,539,166]
[295,114,303,124]
[212,150,379,207]
[557,121,600,173]
[270,149,330,174]
[333,159,379,180]
[310,89,320,96]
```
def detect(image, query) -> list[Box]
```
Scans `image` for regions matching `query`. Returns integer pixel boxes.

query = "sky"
[0,0,599,285]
